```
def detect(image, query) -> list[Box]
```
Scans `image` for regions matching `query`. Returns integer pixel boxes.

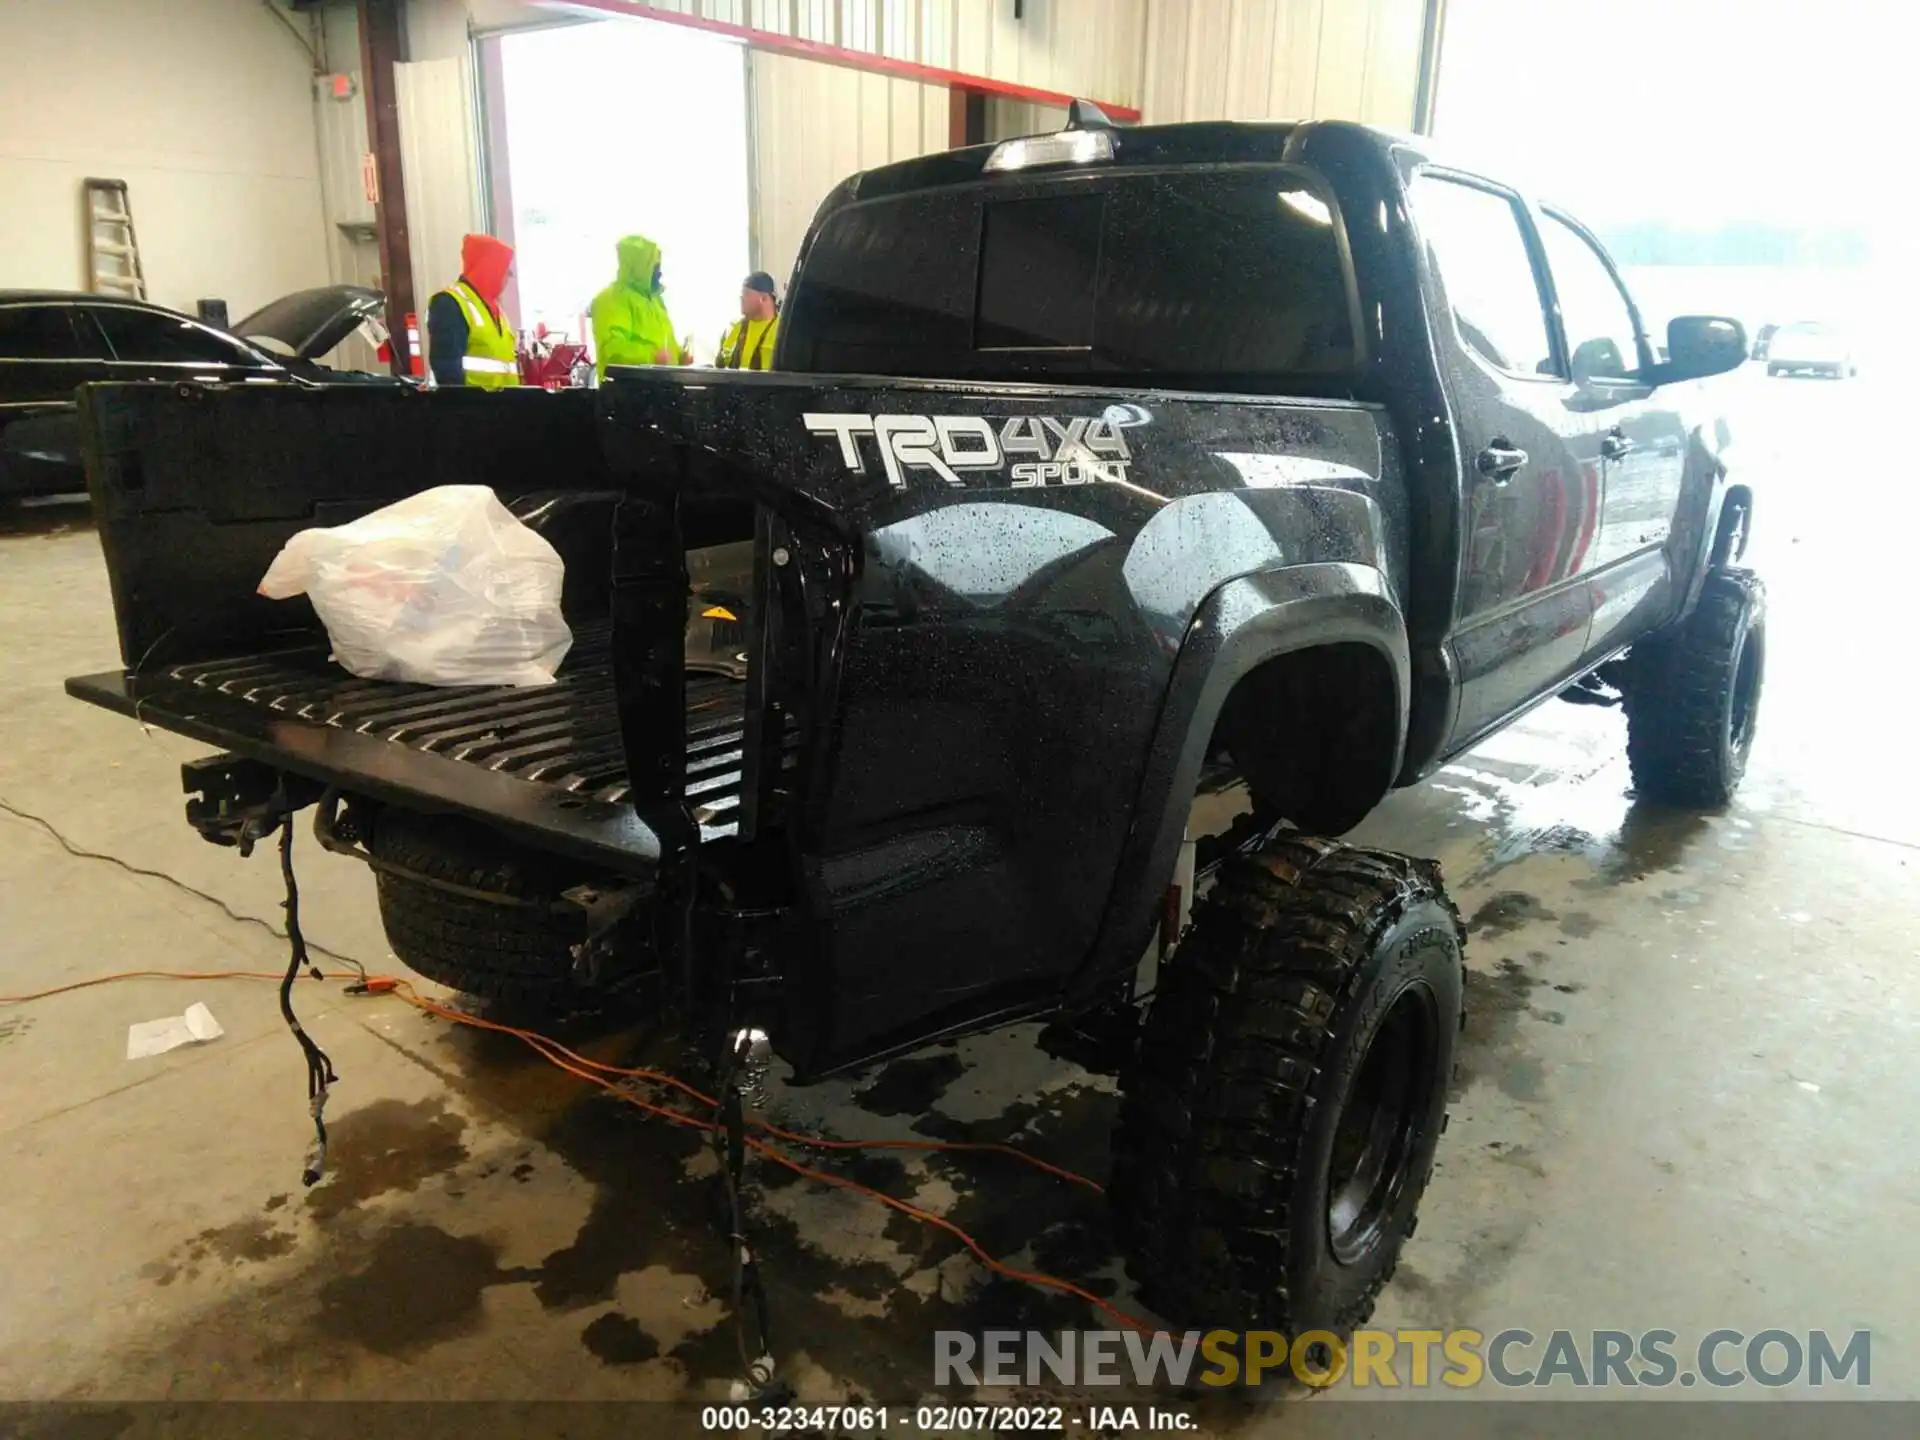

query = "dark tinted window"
[91,306,263,366]
[1098,176,1355,376]
[786,193,977,371]
[0,306,85,359]
[976,194,1103,349]
[789,167,1358,386]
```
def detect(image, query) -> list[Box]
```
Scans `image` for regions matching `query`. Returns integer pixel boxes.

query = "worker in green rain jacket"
[589,235,691,380]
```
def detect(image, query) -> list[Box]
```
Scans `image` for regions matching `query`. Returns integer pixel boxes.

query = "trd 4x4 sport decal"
[802,412,1140,489]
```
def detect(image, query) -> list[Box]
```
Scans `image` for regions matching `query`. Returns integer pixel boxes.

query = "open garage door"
[485,17,751,364]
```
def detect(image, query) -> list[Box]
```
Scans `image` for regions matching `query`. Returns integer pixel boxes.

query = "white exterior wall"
[0,0,330,315]
[1140,0,1428,129]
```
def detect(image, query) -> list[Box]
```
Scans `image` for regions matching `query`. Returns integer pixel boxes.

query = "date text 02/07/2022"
[697,1404,1196,1431]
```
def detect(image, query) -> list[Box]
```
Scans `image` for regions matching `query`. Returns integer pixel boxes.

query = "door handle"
[1476,440,1528,484]
[1600,427,1635,461]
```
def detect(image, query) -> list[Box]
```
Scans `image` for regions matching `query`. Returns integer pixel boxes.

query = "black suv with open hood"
[0,285,396,499]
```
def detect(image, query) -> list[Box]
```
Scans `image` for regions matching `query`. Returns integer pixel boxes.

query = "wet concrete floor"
[1,369,1916,1433]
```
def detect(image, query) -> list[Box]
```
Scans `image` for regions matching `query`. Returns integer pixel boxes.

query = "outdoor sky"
[1435,0,1902,241]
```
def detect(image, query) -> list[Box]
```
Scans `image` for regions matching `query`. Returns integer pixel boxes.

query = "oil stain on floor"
[305,1097,470,1222]
[851,1051,966,1117]
[314,1223,536,1357]
[138,1216,298,1287]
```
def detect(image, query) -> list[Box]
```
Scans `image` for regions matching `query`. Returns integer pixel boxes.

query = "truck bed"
[66,619,767,874]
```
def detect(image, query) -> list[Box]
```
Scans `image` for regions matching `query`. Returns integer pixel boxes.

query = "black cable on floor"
[0,795,368,982]
[278,817,338,1187]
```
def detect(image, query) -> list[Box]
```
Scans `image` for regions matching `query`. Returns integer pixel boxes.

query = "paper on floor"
[126,1001,224,1060]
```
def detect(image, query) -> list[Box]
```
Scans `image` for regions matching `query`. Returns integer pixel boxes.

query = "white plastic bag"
[258,485,572,687]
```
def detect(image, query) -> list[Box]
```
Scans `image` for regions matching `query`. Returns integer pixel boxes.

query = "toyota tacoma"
[64,113,1762,1340]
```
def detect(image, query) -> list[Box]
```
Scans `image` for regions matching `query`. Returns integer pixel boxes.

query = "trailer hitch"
[182,754,323,854]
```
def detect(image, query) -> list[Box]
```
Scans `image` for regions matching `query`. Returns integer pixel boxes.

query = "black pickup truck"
[66,115,1761,1340]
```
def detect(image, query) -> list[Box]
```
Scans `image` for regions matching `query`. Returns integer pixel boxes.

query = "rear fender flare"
[1067,562,1409,1005]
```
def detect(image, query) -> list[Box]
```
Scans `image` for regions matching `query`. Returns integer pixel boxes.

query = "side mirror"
[1663,315,1747,381]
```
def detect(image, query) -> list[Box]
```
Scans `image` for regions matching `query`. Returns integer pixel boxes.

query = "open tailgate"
[63,382,714,874]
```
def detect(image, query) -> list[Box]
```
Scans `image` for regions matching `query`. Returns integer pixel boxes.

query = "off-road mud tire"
[369,809,590,1007]
[1110,836,1465,1339]
[1623,568,1766,809]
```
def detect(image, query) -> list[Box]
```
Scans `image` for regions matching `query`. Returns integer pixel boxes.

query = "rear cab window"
[784,165,1361,392]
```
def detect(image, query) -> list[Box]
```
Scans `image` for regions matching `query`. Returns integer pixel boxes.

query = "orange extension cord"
[1,967,1150,1332]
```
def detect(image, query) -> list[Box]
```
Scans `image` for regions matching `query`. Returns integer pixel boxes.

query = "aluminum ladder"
[84,177,146,300]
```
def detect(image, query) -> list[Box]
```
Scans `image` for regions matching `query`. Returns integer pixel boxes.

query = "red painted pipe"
[534,0,1143,121]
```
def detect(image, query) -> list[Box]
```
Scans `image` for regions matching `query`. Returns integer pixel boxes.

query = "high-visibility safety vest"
[718,315,778,371]
[439,279,520,389]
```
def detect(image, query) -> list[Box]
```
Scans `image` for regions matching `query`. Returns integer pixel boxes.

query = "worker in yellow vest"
[426,233,520,389]
[717,271,780,371]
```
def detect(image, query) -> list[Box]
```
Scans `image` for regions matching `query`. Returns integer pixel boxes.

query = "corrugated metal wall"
[748,50,949,287]
[1139,0,1428,129]
[985,96,1069,141]
[735,66,1077,289]
[395,56,484,303]
[739,0,1145,287]
[315,2,383,370]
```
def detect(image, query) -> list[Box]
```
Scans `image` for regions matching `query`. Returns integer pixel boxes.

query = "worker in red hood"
[426,234,520,389]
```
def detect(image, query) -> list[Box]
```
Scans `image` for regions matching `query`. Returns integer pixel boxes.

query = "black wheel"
[369,808,592,1006]
[1110,836,1465,1338]
[1623,568,1766,809]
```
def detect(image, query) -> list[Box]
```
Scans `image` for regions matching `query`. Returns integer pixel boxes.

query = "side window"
[91,307,265,367]
[67,309,115,359]
[0,306,85,359]
[1409,174,1555,378]
[1538,213,1643,383]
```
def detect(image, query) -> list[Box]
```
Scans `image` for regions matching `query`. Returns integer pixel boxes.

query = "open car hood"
[234,285,384,361]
